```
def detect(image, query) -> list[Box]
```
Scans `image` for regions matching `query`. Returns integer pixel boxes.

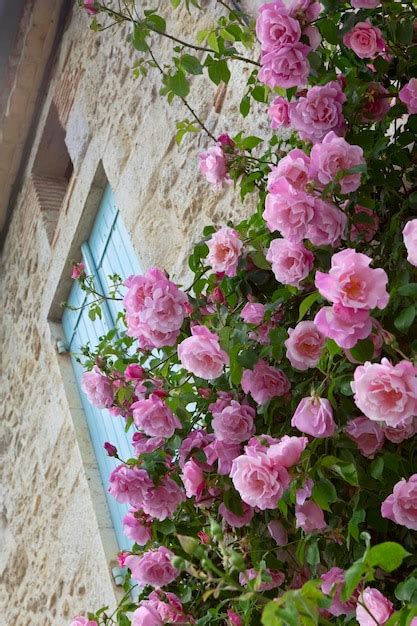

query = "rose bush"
[71,1,417,624]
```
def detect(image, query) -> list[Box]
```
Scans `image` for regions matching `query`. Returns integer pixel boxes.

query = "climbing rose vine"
[70,0,417,624]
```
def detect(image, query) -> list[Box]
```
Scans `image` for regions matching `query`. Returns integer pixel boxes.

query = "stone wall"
[0,2,266,624]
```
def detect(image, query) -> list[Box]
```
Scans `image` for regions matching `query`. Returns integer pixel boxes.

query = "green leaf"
[348,509,366,541]
[312,478,337,512]
[146,14,166,32]
[319,18,339,44]
[117,613,131,626]
[154,518,175,535]
[181,54,203,75]
[342,561,368,601]
[394,305,416,333]
[237,348,258,369]
[240,96,250,117]
[395,577,417,603]
[251,250,271,270]
[207,59,231,85]
[397,20,414,45]
[306,540,320,570]
[348,338,375,363]
[398,283,417,296]
[298,291,321,322]
[132,24,149,51]
[241,135,263,150]
[367,542,410,573]
[207,31,219,53]
[168,71,190,98]
[370,456,384,480]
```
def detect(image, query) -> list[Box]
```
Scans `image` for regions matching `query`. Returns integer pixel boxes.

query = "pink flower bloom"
[124,269,188,349]
[70,618,98,626]
[227,610,243,626]
[259,44,311,89]
[381,474,417,530]
[267,519,288,546]
[219,502,254,527]
[178,325,229,380]
[239,568,285,590]
[309,131,365,194]
[399,78,417,115]
[217,133,235,149]
[314,304,373,349]
[180,459,205,498]
[343,20,385,59]
[291,396,336,438]
[315,249,389,310]
[108,465,152,508]
[403,219,417,266]
[351,205,379,243]
[82,0,98,15]
[288,0,321,21]
[296,479,314,505]
[267,238,314,287]
[142,477,185,521]
[132,394,181,439]
[256,2,301,51]
[132,604,162,626]
[230,447,290,509]
[352,358,417,427]
[267,435,309,468]
[345,416,385,458]
[263,178,315,240]
[132,433,165,456]
[285,321,325,371]
[307,199,347,248]
[241,359,290,405]
[198,145,231,186]
[268,149,310,191]
[179,429,213,468]
[290,81,346,144]
[268,96,291,129]
[351,0,380,7]
[295,500,326,532]
[204,440,241,475]
[362,82,391,122]
[71,262,85,279]
[104,442,118,457]
[212,399,255,444]
[81,367,113,408]
[125,547,179,588]
[356,588,393,626]
[383,419,417,443]
[321,567,357,617]
[122,510,153,545]
[240,302,265,325]
[207,227,243,277]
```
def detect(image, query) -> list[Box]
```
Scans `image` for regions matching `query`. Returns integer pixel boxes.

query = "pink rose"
[259,44,311,89]
[306,199,347,248]
[314,304,373,349]
[266,238,314,287]
[82,0,98,15]
[356,588,393,626]
[285,321,325,370]
[350,205,379,243]
[352,358,417,426]
[403,219,417,266]
[241,359,290,405]
[124,269,188,349]
[343,21,385,59]
[142,477,185,521]
[227,610,243,626]
[268,96,291,129]
[212,399,255,444]
[125,547,179,587]
[291,396,336,438]
[309,131,365,194]
[132,394,181,438]
[132,604,162,626]
[239,568,285,590]
[383,419,417,443]
[381,474,417,530]
[240,302,265,325]
[132,433,165,456]
[296,479,314,505]
[122,510,153,545]
[198,145,231,187]
[399,78,417,115]
[321,567,357,617]
[81,367,113,408]
[71,262,85,279]
[178,325,229,379]
[345,416,385,458]
[267,435,309,468]
[268,149,310,191]
[179,429,213,468]
[295,500,326,532]
[207,227,243,277]
[70,618,98,626]
[315,248,389,310]
[219,502,254,527]
[256,2,301,51]
[362,82,391,122]
[263,178,315,240]
[180,459,205,498]
[204,439,241,475]
[288,0,321,21]
[290,81,346,144]
[351,0,380,7]
[267,519,288,546]
[108,465,152,508]
[230,447,290,509]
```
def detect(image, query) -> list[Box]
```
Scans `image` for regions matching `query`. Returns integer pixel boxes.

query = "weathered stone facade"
[0,2,265,624]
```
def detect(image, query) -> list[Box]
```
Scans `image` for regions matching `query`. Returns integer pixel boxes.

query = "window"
[62,185,140,551]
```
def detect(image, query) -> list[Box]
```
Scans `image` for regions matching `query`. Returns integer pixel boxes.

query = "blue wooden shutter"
[62,185,141,551]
